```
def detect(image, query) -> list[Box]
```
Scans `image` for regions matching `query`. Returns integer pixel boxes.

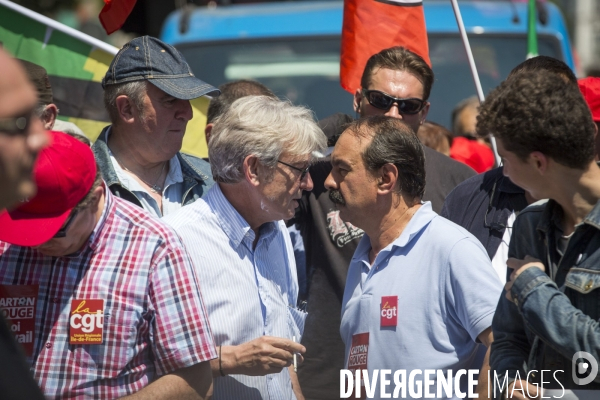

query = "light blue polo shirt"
[340,202,502,399]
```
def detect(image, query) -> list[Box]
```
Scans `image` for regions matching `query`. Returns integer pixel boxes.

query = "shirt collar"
[352,201,437,262]
[206,183,260,248]
[105,128,181,193]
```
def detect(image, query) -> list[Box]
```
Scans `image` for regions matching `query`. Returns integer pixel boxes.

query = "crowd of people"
[1,33,600,400]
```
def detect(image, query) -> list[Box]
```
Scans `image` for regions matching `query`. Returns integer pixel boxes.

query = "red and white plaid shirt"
[0,187,216,399]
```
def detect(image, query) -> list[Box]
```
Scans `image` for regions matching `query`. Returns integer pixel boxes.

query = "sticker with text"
[0,285,38,356]
[69,299,104,345]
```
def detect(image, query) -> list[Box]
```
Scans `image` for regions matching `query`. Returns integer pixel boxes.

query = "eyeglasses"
[362,90,426,115]
[0,110,34,136]
[52,210,79,239]
[277,160,310,181]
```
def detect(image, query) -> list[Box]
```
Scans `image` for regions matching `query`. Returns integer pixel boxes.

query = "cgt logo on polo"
[380,296,398,327]
[69,299,104,345]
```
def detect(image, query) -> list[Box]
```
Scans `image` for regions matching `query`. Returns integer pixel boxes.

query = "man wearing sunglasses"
[0,48,49,400]
[0,131,216,399]
[164,96,327,400]
[296,46,475,400]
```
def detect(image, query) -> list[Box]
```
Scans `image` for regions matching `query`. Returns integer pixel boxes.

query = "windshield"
[179,34,562,128]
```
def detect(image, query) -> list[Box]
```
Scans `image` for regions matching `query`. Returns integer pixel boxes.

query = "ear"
[529,151,549,174]
[242,155,261,187]
[88,185,105,214]
[42,104,58,130]
[353,89,363,113]
[204,123,214,145]
[115,95,136,124]
[377,163,398,195]
[419,101,430,125]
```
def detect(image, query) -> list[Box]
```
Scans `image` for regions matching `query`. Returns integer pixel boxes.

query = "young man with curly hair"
[479,69,600,399]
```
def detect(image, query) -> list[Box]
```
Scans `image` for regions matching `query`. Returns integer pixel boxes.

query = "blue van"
[161,0,574,128]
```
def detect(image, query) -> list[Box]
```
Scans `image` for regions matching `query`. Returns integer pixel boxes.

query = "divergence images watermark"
[340,352,598,399]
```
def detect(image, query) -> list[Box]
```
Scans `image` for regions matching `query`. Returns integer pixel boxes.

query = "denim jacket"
[92,126,214,209]
[490,198,600,398]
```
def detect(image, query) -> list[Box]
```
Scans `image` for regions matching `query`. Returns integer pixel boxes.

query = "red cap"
[0,131,97,246]
[578,77,600,122]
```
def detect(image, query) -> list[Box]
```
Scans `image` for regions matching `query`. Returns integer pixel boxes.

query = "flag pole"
[0,0,118,55]
[449,0,501,166]
[526,0,539,58]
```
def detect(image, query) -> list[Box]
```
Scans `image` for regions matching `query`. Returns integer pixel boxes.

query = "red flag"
[340,0,430,94]
[99,0,137,35]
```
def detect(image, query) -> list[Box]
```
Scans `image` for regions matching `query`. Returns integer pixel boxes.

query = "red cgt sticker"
[69,299,104,345]
[380,295,398,327]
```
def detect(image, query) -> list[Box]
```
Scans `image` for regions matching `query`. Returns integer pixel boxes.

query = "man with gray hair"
[164,95,327,400]
[93,35,219,218]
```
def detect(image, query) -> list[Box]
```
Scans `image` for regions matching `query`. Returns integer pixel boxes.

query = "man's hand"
[504,379,542,399]
[505,256,545,302]
[213,336,306,377]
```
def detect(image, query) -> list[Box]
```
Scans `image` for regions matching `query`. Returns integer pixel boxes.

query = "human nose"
[384,102,401,118]
[177,99,193,121]
[300,170,314,191]
[324,171,336,191]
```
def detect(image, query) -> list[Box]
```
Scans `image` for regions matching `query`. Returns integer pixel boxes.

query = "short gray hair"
[103,80,147,123]
[209,96,327,183]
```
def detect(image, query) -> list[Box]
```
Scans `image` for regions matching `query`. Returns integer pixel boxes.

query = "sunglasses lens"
[366,91,392,110]
[398,99,424,115]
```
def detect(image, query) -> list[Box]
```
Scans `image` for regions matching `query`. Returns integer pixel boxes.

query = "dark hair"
[346,116,426,199]
[360,47,434,101]
[508,55,577,84]
[207,80,277,124]
[478,70,595,169]
[418,121,453,153]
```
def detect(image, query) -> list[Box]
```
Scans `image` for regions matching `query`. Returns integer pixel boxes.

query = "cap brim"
[0,208,71,247]
[149,76,220,100]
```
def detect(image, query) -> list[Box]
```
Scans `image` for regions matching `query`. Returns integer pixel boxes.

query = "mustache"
[328,189,346,205]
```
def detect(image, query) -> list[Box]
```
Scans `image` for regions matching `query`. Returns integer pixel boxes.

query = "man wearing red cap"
[0,131,216,399]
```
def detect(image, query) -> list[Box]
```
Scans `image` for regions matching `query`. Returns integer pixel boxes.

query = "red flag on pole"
[340,0,430,94]
[99,0,137,35]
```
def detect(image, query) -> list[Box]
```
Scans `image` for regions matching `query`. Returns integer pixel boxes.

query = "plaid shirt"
[0,187,216,399]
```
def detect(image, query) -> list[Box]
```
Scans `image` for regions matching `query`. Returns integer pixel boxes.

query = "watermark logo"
[572,351,598,386]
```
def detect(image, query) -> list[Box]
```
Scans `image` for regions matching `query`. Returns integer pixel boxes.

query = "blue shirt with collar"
[340,202,502,399]
[164,183,304,400]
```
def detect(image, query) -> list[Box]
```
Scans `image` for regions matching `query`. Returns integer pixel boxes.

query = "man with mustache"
[296,46,474,399]
[327,116,501,399]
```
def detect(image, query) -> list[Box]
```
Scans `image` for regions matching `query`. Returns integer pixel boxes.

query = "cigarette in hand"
[292,335,298,372]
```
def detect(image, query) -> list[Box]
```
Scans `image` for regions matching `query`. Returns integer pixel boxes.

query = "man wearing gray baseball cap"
[93,35,219,218]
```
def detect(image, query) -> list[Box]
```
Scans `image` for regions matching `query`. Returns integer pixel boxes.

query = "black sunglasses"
[362,90,426,115]
[0,110,34,137]
[53,210,79,239]
[277,160,310,181]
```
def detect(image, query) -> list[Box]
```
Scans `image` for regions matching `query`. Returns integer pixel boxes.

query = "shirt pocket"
[565,268,600,294]
[71,310,139,376]
[287,305,307,340]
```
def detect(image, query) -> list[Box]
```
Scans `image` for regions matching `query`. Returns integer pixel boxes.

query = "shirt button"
[585,280,594,291]
[45,342,52,349]
[52,298,59,303]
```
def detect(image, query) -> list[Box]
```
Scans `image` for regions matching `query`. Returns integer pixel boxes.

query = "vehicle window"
[179,33,562,127]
